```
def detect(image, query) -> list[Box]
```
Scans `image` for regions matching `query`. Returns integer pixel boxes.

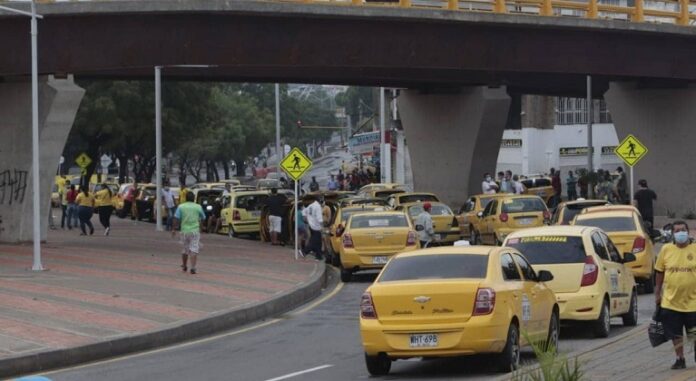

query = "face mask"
[486,177,492,182]
[674,231,690,244]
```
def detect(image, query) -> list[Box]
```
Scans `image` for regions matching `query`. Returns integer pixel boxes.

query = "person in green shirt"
[172,192,206,274]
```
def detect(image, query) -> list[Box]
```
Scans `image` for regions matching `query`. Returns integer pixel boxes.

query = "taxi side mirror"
[537,270,554,282]
[622,252,637,263]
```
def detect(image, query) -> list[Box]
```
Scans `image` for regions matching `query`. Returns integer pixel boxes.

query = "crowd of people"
[54,180,115,236]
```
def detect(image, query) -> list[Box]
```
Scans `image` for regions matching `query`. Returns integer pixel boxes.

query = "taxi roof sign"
[75,153,92,169]
[279,147,313,181]
[615,134,648,167]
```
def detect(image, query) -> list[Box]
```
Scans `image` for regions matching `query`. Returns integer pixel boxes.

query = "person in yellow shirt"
[95,183,114,236]
[75,188,95,236]
[655,220,696,370]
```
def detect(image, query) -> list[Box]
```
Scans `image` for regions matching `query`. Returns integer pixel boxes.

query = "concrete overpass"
[1,0,695,241]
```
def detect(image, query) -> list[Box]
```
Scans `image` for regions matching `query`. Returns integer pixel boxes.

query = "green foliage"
[512,332,586,381]
[681,210,696,220]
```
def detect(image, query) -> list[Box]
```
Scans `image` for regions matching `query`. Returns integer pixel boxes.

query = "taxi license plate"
[518,218,534,225]
[372,256,389,265]
[434,234,442,241]
[410,334,438,348]
[251,211,261,218]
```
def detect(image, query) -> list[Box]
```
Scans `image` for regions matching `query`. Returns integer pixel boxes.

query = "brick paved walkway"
[0,216,320,361]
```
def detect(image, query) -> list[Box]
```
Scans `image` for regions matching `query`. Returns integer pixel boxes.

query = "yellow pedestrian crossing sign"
[615,134,648,167]
[279,147,312,181]
[75,153,92,168]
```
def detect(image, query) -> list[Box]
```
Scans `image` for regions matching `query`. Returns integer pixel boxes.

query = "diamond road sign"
[279,147,312,181]
[615,134,648,167]
[75,152,92,168]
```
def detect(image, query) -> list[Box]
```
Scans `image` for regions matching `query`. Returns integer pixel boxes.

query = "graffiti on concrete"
[0,169,28,205]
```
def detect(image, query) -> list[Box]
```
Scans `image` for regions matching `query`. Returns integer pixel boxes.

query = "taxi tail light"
[451,217,459,228]
[581,256,599,287]
[499,213,509,223]
[406,231,417,246]
[360,291,378,319]
[343,233,354,248]
[336,224,345,237]
[631,237,646,254]
[233,210,241,221]
[473,288,496,316]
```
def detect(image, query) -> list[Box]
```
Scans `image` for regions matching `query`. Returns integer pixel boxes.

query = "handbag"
[648,304,668,348]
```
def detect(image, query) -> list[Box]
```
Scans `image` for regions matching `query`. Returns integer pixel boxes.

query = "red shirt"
[66,189,78,203]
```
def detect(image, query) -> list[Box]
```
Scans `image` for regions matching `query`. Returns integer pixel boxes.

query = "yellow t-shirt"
[655,243,696,312]
[75,192,95,208]
[94,189,112,207]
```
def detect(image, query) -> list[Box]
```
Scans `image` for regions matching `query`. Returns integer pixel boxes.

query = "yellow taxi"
[551,199,610,225]
[394,201,462,245]
[572,205,656,293]
[473,195,550,245]
[360,246,558,375]
[220,190,269,237]
[387,192,440,208]
[219,178,241,187]
[340,197,389,208]
[456,194,506,243]
[504,226,638,337]
[520,177,554,206]
[338,211,419,282]
[325,203,388,266]
[357,183,404,196]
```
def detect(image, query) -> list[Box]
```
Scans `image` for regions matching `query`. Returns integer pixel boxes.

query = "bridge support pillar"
[398,87,511,207]
[0,75,85,243]
[604,82,696,216]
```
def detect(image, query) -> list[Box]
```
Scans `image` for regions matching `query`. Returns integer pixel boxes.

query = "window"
[398,194,439,204]
[506,236,586,264]
[601,233,623,263]
[408,204,453,218]
[501,254,522,281]
[483,200,497,217]
[461,198,476,213]
[479,196,495,209]
[574,216,636,232]
[512,253,537,281]
[379,254,488,282]
[591,233,610,261]
[555,97,613,125]
[349,214,409,229]
[235,194,268,210]
[501,198,547,213]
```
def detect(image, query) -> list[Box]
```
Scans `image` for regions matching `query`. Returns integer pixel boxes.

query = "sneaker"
[104,227,110,236]
[671,358,686,370]
[190,268,197,275]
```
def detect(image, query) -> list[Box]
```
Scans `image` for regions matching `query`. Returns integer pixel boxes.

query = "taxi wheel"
[593,299,611,338]
[330,250,341,267]
[340,266,352,283]
[496,323,520,373]
[544,310,560,353]
[622,290,639,327]
[228,224,238,238]
[365,353,391,376]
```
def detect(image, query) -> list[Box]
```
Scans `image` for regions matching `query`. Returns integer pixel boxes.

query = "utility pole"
[586,75,593,172]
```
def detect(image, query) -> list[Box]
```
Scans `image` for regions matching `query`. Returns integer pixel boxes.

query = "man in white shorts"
[172,192,206,274]
[265,188,287,246]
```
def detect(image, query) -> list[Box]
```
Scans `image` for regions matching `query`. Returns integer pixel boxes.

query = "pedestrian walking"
[327,175,338,191]
[414,202,435,248]
[94,183,114,235]
[172,192,206,275]
[512,174,526,195]
[66,184,79,229]
[59,179,69,229]
[616,167,629,204]
[654,220,696,370]
[123,183,137,220]
[482,173,499,194]
[75,187,95,236]
[566,171,578,201]
[550,168,562,207]
[206,198,223,234]
[633,179,657,227]
[309,176,320,192]
[296,204,308,250]
[301,195,324,260]
[162,186,177,231]
[266,188,287,246]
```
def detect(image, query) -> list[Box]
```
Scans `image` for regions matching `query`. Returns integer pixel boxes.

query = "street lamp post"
[0,1,44,270]
[154,64,216,232]
[275,84,281,168]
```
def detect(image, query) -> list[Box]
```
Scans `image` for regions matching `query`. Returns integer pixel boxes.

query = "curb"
[494,322,650,381]
[0,261,327,379]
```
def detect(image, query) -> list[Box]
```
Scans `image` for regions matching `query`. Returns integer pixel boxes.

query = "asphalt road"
[45,268,655,381]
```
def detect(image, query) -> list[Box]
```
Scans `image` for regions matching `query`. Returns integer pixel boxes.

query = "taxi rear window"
[407,204,452,217]
[575,217,636,232]
[235,195,268,210]
[501,198,546,213]
[506,236,586,264]
[379,254,488,282]
[350,215,409,229]
[341,207,382,221]
[398,194,439,204]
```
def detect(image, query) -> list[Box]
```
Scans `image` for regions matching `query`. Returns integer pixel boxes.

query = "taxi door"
[602,233,633,314]
[512,253,549,337]
[481,200,499,245]
[500,253,531,335]
[591,232,624,316]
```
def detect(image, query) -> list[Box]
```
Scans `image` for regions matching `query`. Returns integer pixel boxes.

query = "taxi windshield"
[501,198,546,213]
[575,217,636,232]
[506,236,586,264]
[398,194,438,204]
[341,207,382,222]
[350,215,409,229]
[379,254,488,282]
[407,205,452,218]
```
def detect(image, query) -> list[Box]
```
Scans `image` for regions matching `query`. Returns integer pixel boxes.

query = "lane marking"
[263,364,334,381]
[38,275,343,376]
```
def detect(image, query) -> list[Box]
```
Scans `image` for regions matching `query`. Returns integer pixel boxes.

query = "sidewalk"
[0,217,324,378]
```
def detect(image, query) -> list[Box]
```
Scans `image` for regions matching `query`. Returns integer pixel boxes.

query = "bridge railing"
[279,0,696,26]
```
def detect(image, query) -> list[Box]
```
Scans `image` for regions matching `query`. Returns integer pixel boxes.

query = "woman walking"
[95,183,113,235]
[75,187,95,236]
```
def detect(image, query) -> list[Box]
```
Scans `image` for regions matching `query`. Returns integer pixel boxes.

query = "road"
[46,269,655,381]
